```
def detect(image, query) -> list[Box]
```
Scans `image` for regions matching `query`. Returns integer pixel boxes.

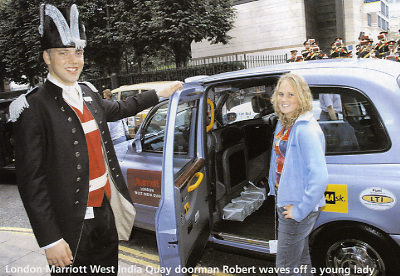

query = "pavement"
[0,181,161,276]
[0,227,162,276]
[0,182,240,276]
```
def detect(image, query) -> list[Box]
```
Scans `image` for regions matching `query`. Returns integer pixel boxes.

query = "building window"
[378,15,382,28]
[368,13,372,26]
[381,1,386,15]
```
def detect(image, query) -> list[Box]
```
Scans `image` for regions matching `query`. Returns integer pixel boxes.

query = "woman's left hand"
[283,205,294,219]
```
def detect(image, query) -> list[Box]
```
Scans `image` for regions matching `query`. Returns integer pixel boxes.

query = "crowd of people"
[287,31,400,62]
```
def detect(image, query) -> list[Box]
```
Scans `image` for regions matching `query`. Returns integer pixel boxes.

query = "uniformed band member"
[287,50,298,63]
[295,55,304,62]
[356,36,368,58]
[329,37,349,58]
[306,41,325,60]
[301,40,311,59]
[384,41,399,61]
[374,31,389,59]
[358,37,379,59]
[355,31,365,55]
[9,4,182,275]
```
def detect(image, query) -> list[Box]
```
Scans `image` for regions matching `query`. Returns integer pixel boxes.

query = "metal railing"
[85,53,288,90]
[191,53,288,69]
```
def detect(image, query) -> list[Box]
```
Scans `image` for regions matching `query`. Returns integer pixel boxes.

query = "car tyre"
[310,224,400,276]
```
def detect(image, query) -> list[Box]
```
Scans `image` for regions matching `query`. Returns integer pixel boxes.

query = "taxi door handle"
[206,98,214,132]
[187,172,204,192]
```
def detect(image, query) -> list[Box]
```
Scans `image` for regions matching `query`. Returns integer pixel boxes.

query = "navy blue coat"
[13,80,159,253]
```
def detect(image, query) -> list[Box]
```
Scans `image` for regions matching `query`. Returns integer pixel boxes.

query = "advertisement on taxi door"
[127,169,162,207]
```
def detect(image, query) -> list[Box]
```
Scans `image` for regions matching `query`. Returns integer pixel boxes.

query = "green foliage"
[0,0,236,85]
[152,0,236,67]
[0,0,43,87]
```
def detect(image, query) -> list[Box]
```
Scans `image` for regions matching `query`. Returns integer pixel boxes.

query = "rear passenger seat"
[210,125,249,207]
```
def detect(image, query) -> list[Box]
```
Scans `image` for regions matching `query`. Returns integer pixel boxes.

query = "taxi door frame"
[155,85,211,275]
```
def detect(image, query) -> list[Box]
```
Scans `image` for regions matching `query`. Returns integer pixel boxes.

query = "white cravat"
[47,73,83,113]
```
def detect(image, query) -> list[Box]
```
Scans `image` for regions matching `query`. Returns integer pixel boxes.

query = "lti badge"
[322,184,348,213]
[359,187,397,211]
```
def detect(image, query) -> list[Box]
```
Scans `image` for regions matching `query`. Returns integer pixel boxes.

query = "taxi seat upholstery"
[211,125,249,207]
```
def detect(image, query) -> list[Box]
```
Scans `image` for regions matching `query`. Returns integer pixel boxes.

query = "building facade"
[191,0,387,60]
[363,0,390,40]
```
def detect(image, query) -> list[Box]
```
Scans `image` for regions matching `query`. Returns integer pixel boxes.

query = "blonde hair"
[103,89,112,99]
[271,73,313,128]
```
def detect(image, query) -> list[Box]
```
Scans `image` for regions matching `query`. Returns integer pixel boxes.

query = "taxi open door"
[155,86,212,276]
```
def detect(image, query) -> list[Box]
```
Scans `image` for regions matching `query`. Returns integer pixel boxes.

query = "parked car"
[115,58,400,275]
[0,90,27,171]
[111,81,177,135]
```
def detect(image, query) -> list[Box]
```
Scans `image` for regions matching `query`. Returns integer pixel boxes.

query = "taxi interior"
[206,78,279,247]
[200,76,388,250]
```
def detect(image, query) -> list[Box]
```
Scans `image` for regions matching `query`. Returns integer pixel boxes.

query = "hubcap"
[325,239,384,276]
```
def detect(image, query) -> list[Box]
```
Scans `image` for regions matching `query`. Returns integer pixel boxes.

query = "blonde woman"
[268,73,328,275]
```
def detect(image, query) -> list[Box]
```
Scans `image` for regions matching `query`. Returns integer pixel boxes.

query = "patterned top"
[274,126,292,187]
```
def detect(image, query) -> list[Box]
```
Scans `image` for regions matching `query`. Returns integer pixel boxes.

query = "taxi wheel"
[310,224,399,276]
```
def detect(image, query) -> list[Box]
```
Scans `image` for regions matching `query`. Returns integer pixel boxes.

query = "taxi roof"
[188,59,400,85]
[111,81,176,93]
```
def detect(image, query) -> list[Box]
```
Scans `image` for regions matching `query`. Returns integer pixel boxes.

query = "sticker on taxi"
[359,187,397,211]
[322,184,348,213]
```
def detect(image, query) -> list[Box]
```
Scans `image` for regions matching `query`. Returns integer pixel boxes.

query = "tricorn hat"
[39,4,86,51]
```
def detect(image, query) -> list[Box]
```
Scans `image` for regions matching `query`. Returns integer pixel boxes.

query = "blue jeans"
[276,206,320,276]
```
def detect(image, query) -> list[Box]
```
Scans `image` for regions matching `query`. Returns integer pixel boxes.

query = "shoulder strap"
[78,81,98,93]
[8,87,39,122]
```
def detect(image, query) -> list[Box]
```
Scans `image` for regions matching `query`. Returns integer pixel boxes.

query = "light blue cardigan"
[268,111,328,222]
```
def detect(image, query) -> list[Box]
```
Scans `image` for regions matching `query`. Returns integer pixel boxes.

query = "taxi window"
[111,93,118,101]
[121,90,139,100]
[142,101,194,155]
[218,85,274,125]
[311,87,390,155]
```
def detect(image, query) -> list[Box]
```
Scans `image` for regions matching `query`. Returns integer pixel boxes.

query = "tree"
[113,1,159,74]
[152,0,236,67]
[0,0,126,84]
[0,0,43,87]
[78,0,125,77]
[0,0,236,85]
